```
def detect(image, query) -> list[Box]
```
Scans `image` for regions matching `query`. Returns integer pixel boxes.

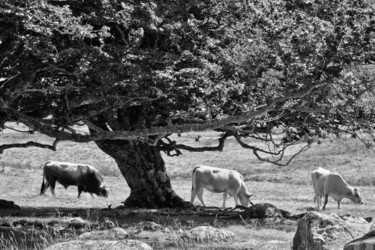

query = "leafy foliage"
[1,0,375,165]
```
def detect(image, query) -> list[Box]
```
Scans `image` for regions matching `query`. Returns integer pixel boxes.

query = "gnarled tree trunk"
[95,139,190,208]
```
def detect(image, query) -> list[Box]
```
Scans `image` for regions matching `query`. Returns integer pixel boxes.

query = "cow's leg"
[49,179,56,197]
[222,193,227,207]
[319,196,323,209]
[78,185,84,198]
[337,200,341,209]
[319,195,322,209]
[233,194,239,207]
[41,179,50,195]
[190,188,198,205]
[322,194,329,210]
[196,189,206,206]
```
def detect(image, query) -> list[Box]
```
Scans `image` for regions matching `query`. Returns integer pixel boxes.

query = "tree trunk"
[95,139,191,208]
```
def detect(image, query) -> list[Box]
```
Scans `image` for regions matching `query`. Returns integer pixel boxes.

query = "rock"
[240,203,291,219]
[369,220,375,232]
[293,211,371,250]
[78,227,129,240]
[181,226,235,243]
[60,217,90,229]
[45,239,152,250]
[0,199,20,209]
[344,231,375,250]
[139,221,165,231]
[101,219,115,229]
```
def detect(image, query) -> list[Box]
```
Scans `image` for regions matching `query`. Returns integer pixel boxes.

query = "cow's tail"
[40,162,48,195]
[191,166,200,191]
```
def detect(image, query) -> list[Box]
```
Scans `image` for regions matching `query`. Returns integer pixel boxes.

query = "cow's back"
[323,173,350,195]
[44,161,84,186]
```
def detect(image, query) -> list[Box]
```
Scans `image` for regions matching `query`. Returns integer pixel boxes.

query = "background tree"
[1,0,375,208]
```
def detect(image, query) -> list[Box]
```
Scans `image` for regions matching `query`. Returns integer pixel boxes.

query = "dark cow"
[40,161,108,198]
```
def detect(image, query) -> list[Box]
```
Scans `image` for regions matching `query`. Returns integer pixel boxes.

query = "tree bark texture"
[95,139,190,208]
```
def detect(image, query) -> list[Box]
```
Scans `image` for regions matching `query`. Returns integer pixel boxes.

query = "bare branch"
[4,125,34,134]
[233,133,313,166]
[148,134,167,146]
[158,132,233,156]
[85,119,105,133]
[0,72,20,90]
[0,139,59,154]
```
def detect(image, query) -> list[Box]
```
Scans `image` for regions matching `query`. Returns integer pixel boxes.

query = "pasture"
[1,127,375,249]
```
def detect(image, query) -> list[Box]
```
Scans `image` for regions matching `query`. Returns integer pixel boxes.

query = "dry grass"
[1,127,375,249]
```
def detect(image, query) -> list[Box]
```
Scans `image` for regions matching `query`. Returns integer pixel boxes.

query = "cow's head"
[97,184,108,197]
[350,187,363,205]
[239,193,253,207]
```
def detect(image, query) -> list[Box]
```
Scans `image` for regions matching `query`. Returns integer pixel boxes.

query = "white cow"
[191,165,253,207]
[311,167,363,209]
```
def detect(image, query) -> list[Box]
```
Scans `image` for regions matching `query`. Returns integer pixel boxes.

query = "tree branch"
[233,133,313,166]
[0,139,59,154]
[4,125,34,134]
[4,80,328,143]
[158,132,233,156]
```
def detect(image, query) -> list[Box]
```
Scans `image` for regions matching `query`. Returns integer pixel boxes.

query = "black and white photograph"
[1,0,375,249]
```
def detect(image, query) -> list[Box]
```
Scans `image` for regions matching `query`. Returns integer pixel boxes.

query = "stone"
[293,211,371,250]
[181,226,235,243]
[78,227,129,240]
[60,217,90,229]
[45,239,152,250]
[369,220,375,232]
[101,219,115,229]
[139,221,165,231]
[344,231,375,250]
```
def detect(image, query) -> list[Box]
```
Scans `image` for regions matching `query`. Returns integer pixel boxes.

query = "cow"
[191,165,253,207]
[311,167,363,210]
[40,161,108,198]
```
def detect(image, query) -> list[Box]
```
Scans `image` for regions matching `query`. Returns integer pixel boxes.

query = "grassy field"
[1,126,375,249]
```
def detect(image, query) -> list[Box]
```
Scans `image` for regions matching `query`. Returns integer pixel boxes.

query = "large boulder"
[78,227,129,240]
[293,212,371,250]
[344,231,375,250]
[45,239,152,250]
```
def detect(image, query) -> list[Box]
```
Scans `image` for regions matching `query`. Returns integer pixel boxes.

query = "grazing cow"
[191,165,253,207]
[40,161,108,198]
[311,167,363,209]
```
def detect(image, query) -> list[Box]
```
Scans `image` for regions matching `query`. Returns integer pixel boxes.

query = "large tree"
[1,0,375,208]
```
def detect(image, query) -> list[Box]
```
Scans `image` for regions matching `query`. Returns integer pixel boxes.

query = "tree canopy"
[1,0,375,207]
